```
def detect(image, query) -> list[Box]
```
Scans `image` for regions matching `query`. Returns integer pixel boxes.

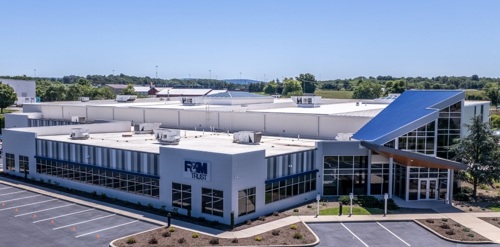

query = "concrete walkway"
[1,176,500,244]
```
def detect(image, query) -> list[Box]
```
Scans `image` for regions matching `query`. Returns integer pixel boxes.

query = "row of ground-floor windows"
[4,153,29,176]
[171,183,226,217]
[36,158,159,198]
[265,173,317,204]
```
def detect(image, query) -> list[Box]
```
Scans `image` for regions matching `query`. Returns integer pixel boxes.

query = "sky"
[1,0,499,81]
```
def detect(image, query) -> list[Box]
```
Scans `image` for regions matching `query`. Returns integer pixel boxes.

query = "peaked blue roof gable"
[352,90,464,144]
[206,91,268,98]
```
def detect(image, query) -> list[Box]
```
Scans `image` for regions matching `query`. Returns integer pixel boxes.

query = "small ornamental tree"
[450,116,500,201]
[0,82,17,113]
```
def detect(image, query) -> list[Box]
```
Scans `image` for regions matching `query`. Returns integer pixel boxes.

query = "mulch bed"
[417,218,490,242]
[479,217,500,229]
[113,222,316,247]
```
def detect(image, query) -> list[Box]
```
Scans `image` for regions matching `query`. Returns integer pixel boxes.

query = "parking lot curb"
[413,219,494,244]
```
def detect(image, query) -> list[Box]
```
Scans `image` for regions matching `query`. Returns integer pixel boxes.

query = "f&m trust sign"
[183,160,211,181]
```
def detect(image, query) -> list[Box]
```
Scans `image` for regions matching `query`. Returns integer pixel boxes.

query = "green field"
[319,206,384,215]
[315,90,353,99]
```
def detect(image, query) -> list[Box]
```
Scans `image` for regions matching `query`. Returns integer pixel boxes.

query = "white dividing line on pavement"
[340,223,369,247]
[33,209,95,223]
[0,199,58,211]
[0,191,27,196]
[15,203,76,217]
[0,187,15,191]
[53,214,116,230]
[0,195,41,204]
[376,222,411,246]
[75,220,139,238]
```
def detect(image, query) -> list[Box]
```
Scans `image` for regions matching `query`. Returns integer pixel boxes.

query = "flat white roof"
[250,102,387,117]
[37,130,317,156]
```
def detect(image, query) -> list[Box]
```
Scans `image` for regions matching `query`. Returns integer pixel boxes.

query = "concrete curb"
[413,219,493,244]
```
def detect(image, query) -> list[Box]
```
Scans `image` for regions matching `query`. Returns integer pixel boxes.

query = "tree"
[486,86,499,108]
[263,81,277,95]
[295,73,317,94]
[352,81,382,99]
[450,116,500,201]
[44,83,67,101]
[282,79,302,96]
[120,84,136,95]
[0,82,17,113]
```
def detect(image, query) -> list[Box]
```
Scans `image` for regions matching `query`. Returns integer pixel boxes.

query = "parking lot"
[308,221,500,247]
[0,183,160,247]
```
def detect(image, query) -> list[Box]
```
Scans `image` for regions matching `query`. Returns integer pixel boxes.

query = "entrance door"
[418,178,438,200]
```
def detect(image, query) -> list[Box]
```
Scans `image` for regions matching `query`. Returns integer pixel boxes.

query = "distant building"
[0,78,36,105]
[105,84,170,97]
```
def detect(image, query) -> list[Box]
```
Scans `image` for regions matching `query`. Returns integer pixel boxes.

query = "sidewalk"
[1,176,500,243]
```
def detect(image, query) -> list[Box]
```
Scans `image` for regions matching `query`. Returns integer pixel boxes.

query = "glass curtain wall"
[323,156,368,196]
[437,102,461,159]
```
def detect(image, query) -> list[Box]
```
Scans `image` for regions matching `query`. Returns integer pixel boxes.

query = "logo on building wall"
[184,160,210,181]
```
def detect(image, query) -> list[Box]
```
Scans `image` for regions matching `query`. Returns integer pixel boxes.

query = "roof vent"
[233,131,262,144]
[154,129,181,145]
[134,123,161,134]
[70,128,90,140]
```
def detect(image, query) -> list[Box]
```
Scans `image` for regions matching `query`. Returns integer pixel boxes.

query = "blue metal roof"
[205,91,268,98]
[352,90,464,144]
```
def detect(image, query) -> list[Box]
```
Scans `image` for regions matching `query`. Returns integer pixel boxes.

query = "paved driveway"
[308,221,500,247]
[0,184,159,247]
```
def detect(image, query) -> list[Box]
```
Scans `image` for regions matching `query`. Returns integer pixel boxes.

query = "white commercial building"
[0,78,37,105]
[1,90,490,225]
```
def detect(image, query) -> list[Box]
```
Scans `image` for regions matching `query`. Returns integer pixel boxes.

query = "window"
[323,156,367,196]
[202,188,224,217]
[238,187,256,216]
[172,183,191,210]
[5,153,15,171]
[19,155,30,177]
[35,158,159,198]
[265,172,317,204]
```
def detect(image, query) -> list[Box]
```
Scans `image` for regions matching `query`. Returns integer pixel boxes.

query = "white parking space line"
[0,191,27,196]
[0,187,15,191]
[376,222,411,246]
[340,223,369,247]
[0,195,41,203]
[33,209,95,223]
[53,214,116,230]
[75,220,139,238]
[15,204,76,217]
[0,199,58,211]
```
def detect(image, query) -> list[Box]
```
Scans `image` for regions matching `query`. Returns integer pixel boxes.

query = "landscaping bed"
[113,222,316,247]
[417,218,490,242]
[479,217,500,229]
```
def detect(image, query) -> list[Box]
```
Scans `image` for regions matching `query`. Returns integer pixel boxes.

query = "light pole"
[34,69,36,78]
[155,65,158,80]
[316,193,320,217]
[383,193,388,217]
[349,193,353,217]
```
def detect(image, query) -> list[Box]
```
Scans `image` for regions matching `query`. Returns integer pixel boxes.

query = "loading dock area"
[0,184,159,247]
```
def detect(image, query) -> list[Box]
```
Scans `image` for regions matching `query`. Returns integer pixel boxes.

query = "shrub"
[290,224,297,230]
[426,219,434,223]
[168,227,176,232]
[357,195,381,208]
[162,231,171,237]
[293,232,303,239]
[258,216,266,221]
[445,230,455,235]
[440,223,450,229]
[148,238,158,244]
[125,237,136,244]
[178,237,186,244]
[192,232,199,238]
[460,187,473,194]
[211,220,219,226]
[255,236,262,241]
[385,199,400,210]
[272,229,280,236]
[454,223,461,227]
[441,218,448,222]
[231,238,239,243]
[198,217,206,222]
[454,193,470,201]
[339,195,353,205]
[468,233,475,238]
[479,184,489,190]
[246,220,252,225]
[463,227,471,232]
[307,204,313,208]
[209,238,220,245]
[273,211,279,216]
[293,209,299,212]
[492,218,499,221]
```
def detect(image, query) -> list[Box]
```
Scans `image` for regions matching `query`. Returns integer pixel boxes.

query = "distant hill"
[223,79,262,84]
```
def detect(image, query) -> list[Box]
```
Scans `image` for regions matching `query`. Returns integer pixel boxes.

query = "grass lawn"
[488,204,500,212]
[314,90,353,99]
[319,206,384,215]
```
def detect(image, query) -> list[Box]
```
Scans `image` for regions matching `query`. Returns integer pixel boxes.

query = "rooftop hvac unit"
[233,131,262,144]
[154,129,181,145]
[291,96,322,108]
[71,116,86,123]
[134,123,161,134]
[69,128,90,140]
[79,97,90,102]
